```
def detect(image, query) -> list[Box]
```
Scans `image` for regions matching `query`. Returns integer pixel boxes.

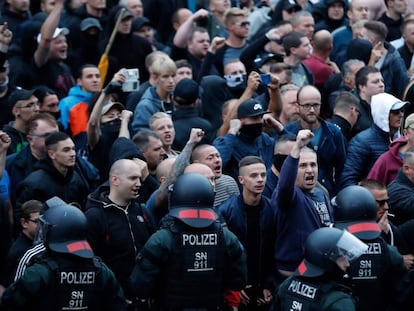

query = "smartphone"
[122,68,140,92]
[260,73,270,85]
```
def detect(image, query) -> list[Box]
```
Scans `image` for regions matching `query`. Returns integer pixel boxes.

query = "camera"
[122,68,140,92]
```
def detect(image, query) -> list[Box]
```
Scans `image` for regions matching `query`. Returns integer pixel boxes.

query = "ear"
[20,218,28,229]
[47,149,55,159]
[238,175,244,185]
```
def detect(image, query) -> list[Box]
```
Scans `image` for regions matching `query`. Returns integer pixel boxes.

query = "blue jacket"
[131,86,172,133]
[271,155,333,272]
[338,124,390,190]
[58,85,92,130]
[284,119,346,195]
[213,133,275,182]
[381,42,409,98]
[218,194,276,290]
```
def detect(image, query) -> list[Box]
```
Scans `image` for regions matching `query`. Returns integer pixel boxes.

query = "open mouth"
[305,175,314,184]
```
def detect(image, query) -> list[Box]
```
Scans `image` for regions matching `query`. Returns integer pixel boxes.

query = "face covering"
[0,76,9,93]
[238,123,263,141]
[273,154,288,171]
[224,73,246,88]
[100,118,121,141]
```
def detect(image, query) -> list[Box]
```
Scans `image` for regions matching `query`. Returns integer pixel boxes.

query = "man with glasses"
[360,179,414,270]
[3,88,39,155]
[285,85,346,196]
[1,200,43,287]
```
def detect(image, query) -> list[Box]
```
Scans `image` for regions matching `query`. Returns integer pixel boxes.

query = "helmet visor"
[328,230,368,263]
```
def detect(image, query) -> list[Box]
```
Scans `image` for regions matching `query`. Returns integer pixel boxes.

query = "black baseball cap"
[174,79,199,105]
[237,99,270,118]
[9,88,36,106]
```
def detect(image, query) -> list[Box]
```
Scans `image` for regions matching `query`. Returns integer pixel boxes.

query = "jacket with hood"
[338,93,401,189]
[388,169,414,225]
[367,137,408,186]
[131,86,173,133]
[58,84,92,133]
[15,156,90,211]
[85,184,151,299]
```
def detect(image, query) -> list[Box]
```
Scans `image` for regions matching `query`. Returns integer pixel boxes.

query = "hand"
[369,41,385,64]
[296,129,314,148]
[188,128,204,144]
[208,36,226,54]
[267,73,280,91]
[247,71,261,92]
[121,109,133,122]
[263,114,283,132]
[229,119,241,135]
[265,28,282,41]
[132,158,149,181]
[403,254,414,270]
[326,59,340,74]
[0,131,11,153]
[112,69,126,84]
[378,212,389,234]
[0,22,12,46]
[192,8,209,21]
[256,289,272,306]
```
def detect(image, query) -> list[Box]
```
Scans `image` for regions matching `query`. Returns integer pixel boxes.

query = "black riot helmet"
[332,185,380,240]
[295,227,367,277]
[169,173,217,228]
[39,197,94,258]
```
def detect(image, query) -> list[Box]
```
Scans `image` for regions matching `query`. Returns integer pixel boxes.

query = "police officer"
[274,227,367,311]
[1,197,127,310]
[129,173,248,310]
[333,185,413,311]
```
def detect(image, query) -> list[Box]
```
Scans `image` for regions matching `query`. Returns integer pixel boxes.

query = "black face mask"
[238,123,263,141]
[49,110,61,120]
[273,154,288,171]
[100,118,121,141]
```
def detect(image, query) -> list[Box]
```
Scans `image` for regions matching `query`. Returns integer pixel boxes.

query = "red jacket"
[367,137,407,185]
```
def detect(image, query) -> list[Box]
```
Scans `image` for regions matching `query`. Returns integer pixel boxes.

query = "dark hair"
[355,66,379,90]
[283,31,306,56]
[175,59,192,70]
[334,91,359,113]
[77,64,99,80]
[45,131,70,150]
[132,130,160,152]
[21,200,44,219]
[34,86,57,103]
[238,155,265,169]
[363,21,388,42]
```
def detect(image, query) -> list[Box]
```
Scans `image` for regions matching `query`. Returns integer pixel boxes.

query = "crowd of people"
[1,0,414,309]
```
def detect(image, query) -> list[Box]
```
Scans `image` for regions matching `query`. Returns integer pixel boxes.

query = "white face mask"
[224,73,246,88]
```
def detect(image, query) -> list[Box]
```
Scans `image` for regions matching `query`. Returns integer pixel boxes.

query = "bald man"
[85,159,151,301]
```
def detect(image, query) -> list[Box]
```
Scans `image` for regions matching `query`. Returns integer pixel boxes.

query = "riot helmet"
[39,197,94,258]
[295,227,367,277]
[332,185,381,239]
[169,173,217,228]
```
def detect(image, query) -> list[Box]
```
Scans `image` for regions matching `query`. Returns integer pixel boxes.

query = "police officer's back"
[274,227,366,311]
[129,173,248,310]
[1,197,127,311]
[334,186,412,311]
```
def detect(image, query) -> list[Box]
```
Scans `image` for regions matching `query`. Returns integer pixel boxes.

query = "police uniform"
[1,197,127,311]
[274,227,365,311]
[129,173,248,310]
[334,186,413,311]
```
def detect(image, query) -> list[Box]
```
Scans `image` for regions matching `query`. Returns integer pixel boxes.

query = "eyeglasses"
[298,103,321,110]
[376,199,388,207]
[28,218,40,224]
[16,101,39,109]
[235,21,250,27]
[390,109,404,114]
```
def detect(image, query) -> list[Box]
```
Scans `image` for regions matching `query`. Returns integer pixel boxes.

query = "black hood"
[108,137,145,168]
